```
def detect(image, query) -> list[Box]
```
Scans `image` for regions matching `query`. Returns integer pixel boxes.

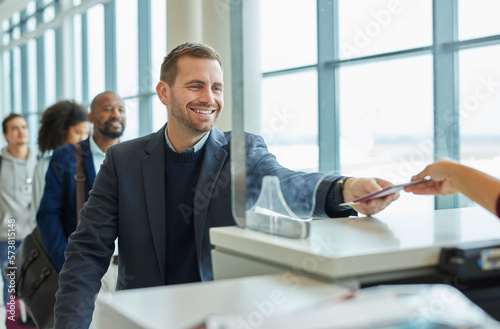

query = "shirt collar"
[164,126,211,153]
[89,135,106,157]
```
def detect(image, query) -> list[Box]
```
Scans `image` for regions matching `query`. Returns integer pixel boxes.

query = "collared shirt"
[164,126,211,153]
[89,135,107,174]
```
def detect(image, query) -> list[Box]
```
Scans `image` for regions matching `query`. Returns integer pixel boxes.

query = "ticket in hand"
[339,178,429,207]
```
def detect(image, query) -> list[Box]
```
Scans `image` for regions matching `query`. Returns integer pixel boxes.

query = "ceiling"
[0,0,32,22]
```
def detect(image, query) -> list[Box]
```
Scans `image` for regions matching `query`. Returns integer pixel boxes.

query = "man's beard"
[170,99,219,134]
[98,119,125,139]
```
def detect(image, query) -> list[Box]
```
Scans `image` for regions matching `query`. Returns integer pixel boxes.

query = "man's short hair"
[2,113,25,133]
[90,91,121,114]
[160,42,223,86]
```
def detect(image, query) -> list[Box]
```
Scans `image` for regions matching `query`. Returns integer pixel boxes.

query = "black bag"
[6,227,58,329]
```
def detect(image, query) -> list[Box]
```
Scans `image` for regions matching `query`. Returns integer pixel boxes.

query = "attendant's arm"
[405,158,500,216]
[36,152,72,271]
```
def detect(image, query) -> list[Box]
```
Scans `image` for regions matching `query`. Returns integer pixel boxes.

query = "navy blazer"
[55,126,346,328]
[36,138,96,271]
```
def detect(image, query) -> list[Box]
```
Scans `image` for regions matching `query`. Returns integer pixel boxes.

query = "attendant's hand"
[404,158,459,196]
[343,177,399,216]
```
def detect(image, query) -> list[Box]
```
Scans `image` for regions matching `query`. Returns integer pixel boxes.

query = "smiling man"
[54,42,398,329]
[157,53,224,151]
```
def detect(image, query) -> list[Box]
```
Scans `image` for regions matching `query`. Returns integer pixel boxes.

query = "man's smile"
[190,108,217,115]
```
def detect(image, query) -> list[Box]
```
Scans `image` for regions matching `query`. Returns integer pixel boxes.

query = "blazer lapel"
[193,129,228,262]
[142,127,167,282]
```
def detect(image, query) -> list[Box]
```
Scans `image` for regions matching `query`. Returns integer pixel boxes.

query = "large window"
[339,55,434,213]
[257,0,500,213]
[458,0,500,40]
[260,0,318,172]
[86,4,105,102]
[338,0,432,59]
[0,0,167,148]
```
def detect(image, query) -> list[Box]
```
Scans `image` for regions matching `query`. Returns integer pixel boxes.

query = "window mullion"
[317,0,339,173]
[104,0,116,91]
[433,0,459,209]
[138,0,152,136]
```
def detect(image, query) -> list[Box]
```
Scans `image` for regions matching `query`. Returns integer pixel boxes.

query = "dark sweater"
[164,144,205,284]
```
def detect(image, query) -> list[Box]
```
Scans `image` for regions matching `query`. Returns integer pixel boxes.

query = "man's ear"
[88,112,95,125]
[156,81,170,106]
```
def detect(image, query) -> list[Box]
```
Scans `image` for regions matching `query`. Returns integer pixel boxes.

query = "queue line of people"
[0,91,126,328]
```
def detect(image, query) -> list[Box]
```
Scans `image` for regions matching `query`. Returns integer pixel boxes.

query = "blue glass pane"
[339,55,434,213]
[261,0,317,72]
[261,70,319,172]
[87,4,105,100]
[339,0,432,59]
[116,0,138,97]
[458,0,500,40]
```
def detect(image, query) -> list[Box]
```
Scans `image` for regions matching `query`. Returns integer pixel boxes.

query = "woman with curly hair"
[31,100,90,215]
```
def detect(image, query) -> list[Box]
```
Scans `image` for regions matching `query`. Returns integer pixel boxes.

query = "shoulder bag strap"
[73,143,86,223]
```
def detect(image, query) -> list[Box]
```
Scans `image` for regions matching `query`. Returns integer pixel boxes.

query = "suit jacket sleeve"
[245,134,354,218]
[36,146,75,272]
[54,145,118,329]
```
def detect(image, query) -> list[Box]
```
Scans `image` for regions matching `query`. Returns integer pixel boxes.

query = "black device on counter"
[439,239,500,280]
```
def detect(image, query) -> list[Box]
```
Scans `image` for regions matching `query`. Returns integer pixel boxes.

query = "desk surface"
[94,274,348,329]
[210,207,500,280]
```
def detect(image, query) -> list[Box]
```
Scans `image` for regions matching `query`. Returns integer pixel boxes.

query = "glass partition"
[231,0,327,238]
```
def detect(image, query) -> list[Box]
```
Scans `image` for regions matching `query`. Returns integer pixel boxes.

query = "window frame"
[234,0,500,210]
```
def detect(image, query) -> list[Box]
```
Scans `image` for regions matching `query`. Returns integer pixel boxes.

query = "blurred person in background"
[0,114,37,309]
[31,100,90,217]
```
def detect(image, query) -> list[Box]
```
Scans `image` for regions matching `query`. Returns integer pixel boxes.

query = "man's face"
[3,117,29,147]
[90,93,126,139]
[163,56,224,135]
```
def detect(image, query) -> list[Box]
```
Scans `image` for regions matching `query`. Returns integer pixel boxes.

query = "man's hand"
[343,177,399,216]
